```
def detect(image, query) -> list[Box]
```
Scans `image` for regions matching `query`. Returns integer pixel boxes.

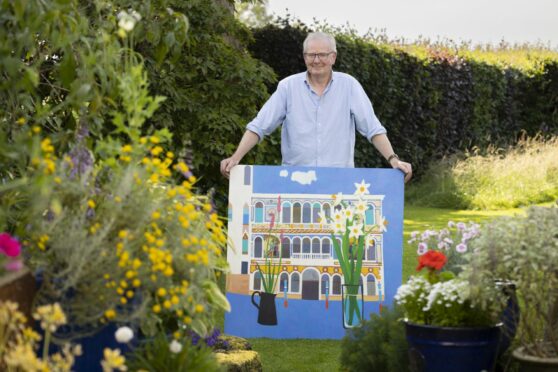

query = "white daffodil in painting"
[354,180,370,196]
[342,206,354,221]
[332,220,346,235]
[349,223,364,240]
[354,199,368,216]
[317,211,328,225]
[379,216,388,232]
[331,192,343,207]
[366,235,376,247]
[332,209,344,224]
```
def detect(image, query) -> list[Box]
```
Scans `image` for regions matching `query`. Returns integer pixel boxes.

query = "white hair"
[303,32,337,53]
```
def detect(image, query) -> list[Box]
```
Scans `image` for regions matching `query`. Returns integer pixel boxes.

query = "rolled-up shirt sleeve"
[350,79,387,142]
[246,81,288,143]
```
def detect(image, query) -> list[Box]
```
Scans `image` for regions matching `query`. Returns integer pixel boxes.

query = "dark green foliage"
[248,22,558,181]
[340,306,410,372]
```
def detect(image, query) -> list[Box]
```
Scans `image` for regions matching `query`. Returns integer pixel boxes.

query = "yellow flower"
[157,288,167,297]
[195,304,204,313]
[87,200,96,209]
[151,211,161,220]
[152,304,161,313]
[126,291,134,299]
[54,177,62,184]
[125,270,135,279]
[171,295,179,305]
[114,196,122,203]
[16,117,26,125]
[132,258,142,269]
[173,331,181,339]
[121,144,133,153]
[166,151,174,159]
[33,303,67,332]
[105,309,116,319]
[149,136,160,144]
[183,316,192,324]
[132,279,141,287]
[101,348,127,371]
[32,125,41,134]
[163,300,172,309]
[120,297,128,305]
[163,267,174,277]
[140,137,147,144]
[118,230,128,239]
[150,146,163,156]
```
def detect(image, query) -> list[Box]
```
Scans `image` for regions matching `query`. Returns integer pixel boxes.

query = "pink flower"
[417,242,428,255]
[0,233,21,258]
[4,259,23,272]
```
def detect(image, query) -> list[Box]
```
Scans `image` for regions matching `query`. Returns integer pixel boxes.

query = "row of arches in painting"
[251,201,376,225]
[251,235,379,261]
[253,269,379,299]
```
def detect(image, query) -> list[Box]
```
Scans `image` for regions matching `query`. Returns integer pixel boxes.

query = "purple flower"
[447,221,456,228]
[417,242,428,255]
[456,243,467,253]
[456,222,466,231]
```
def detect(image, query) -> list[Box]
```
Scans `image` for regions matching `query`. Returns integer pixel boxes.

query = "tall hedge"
[247,22,558,176]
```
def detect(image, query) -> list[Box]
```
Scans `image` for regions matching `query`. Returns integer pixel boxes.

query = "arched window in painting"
[243,203,249,225]
[280,272,289,292]
[253,271,262,291]
[291,272,300,292]
[323,203,331,219]
[332,238,342,259]
[312,238,320,254]
[322,238,331,255]
[281,237,291,258]
[312,203,321,223]
[282,202,291,223]
[367,238,376,261]
[293,202,302,223]
[302,237,311,253]
[332,275,341,295]
[367,274,377,296]
[302,202,311,223]
[365,204,375,225]
[254,237,263,258]
[292,237,301,254]
[244,166,251,185]
[321,274,330,295]
[254,202,264,223]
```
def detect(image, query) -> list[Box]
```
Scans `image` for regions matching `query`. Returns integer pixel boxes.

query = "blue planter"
[405,322,502,372]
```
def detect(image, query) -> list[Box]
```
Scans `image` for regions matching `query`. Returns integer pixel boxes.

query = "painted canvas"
[224,165,404,339]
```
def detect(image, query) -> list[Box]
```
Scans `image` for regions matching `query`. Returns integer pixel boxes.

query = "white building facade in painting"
[227,166,386,302]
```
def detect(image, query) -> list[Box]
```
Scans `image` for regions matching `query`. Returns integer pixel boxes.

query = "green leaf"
[59,49,77,88]
[203,280,231,312]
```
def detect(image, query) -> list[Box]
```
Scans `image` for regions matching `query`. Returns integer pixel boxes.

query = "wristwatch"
[387,153,399,163]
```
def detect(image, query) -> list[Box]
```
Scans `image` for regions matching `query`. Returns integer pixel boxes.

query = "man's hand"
[390,158,413,183]
[220,156,240,179]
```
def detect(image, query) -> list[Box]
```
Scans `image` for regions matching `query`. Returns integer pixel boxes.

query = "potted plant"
[464,206,558,371]
[251,197,282,326]
[322,180,387,328]
[396,221,506,372]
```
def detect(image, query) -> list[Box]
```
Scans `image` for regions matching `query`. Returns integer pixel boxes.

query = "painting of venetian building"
[225,165,403,339]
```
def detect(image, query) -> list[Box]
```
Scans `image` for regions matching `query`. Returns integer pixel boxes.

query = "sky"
[267,0,558,48]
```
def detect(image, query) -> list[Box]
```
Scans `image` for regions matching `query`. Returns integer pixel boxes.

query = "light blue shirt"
[246,71,387,168]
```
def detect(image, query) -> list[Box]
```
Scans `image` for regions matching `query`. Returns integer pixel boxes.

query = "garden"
[1,0,557,371]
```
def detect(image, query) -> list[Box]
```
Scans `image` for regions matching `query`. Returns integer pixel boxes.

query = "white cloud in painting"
[279,169,289,178]
[291,170,317,185]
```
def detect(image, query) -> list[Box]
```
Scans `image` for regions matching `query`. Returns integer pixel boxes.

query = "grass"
[406,135,558,210]
[242,205,530,371]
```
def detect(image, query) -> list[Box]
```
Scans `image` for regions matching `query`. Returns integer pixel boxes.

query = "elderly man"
[220,32,412,182]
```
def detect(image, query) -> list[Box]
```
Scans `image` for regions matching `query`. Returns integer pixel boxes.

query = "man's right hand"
[220,156,240,179]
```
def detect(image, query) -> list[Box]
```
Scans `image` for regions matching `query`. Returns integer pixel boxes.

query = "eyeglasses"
[303,52,334,61]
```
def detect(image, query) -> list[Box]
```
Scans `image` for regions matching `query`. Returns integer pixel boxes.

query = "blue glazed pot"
[405,322,502,372]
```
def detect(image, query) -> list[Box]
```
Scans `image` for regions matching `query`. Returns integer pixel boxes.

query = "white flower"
[447,220,455,228]
[349,223,364,239]
[332,220,346,235]
[378,216,388,232]
[366,235,376,247]
[115,326,134,343]
[354,199,368,216]
[117,11,138,32]
[317,211,328,224]
[169,340,183,354]
[354,179,370,195]
[342,206,354,221]
[331,192,343,207]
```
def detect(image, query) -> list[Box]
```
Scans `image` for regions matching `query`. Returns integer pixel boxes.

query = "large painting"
[224,165,404,339]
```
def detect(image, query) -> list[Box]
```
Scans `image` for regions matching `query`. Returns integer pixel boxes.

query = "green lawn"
[238,205,528,371]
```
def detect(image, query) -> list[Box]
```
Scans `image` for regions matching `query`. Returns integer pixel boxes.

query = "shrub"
[340,306,409,372]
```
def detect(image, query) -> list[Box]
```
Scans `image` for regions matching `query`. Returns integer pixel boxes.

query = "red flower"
[416,250,447,271]
[0,233,21,258]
